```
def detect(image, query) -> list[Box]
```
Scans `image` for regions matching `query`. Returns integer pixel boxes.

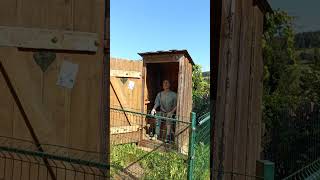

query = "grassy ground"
[111,143,187,179]
[110,143,210,180]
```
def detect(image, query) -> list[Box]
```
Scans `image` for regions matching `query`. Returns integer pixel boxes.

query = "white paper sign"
[128,80,135,90]
[57,61,79,89]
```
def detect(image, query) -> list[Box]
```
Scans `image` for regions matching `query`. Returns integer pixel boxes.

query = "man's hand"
[151,109,156,115]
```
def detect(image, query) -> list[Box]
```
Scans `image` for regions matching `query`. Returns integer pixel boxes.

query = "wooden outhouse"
[139,50,194,153]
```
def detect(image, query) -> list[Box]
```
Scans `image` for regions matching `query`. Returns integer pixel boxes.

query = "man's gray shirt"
[153,90,177,113]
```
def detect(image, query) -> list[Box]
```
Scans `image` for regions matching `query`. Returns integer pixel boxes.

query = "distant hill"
[202,71,210,83]
[294,31,320,64]
[295,31,320,49]
[202,71,210,77]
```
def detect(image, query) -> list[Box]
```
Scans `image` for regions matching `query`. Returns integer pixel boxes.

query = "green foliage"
[193,144,210,180]
[262,9,320,179]
[192,64,210,117]
[263,10,296,95]
[314,48,320,66]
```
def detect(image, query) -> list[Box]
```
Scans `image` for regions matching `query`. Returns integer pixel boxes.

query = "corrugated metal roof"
[138,49,195,65]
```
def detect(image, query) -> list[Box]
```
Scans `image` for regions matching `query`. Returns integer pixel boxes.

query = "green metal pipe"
[110,107,191,124]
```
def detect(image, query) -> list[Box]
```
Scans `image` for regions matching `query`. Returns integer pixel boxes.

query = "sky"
[268,0,320,32]
[110,0,210,71]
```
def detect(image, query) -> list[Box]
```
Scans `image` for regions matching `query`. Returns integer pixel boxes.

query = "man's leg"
[165,114,175,143]
[154,112,164,139]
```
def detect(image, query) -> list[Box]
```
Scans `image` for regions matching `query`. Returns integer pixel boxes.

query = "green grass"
[110,143,211,180]
[111,143,187,179]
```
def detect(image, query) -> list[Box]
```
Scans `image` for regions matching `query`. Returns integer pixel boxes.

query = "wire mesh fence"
[110,105,193,179]
[189,112,210,180]
[262,102,320,179]
[0,136,109,180]
[282,159,320,180]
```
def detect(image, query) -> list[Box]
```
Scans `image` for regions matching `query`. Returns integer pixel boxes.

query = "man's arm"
[169,92,177,114]
[153,93,160,110]
[151,93,160,115]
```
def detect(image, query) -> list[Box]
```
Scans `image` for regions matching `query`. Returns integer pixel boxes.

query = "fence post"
[256,160,275,180]
[187,112,197,180]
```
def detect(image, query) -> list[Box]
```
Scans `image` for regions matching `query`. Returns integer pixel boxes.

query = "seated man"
[150,80,177,143]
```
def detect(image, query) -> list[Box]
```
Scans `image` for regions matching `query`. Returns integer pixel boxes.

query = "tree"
[263,10,296,96]
[192,64,210,117]
[263,10,320,179]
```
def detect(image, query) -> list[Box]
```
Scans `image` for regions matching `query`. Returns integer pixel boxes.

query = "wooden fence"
[110,58,144,145]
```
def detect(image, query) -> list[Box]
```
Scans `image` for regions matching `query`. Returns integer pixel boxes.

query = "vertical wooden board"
[232,0,253,179]
[43,57,59,145]
[68,56,90,150]
[0,0,16,142]
[0,70,14,137]
[68,0,103,151]
[189,63,193,117]
[0,0,17,25]
[87,57,102,151]
[73,0,94,32]
[222,0,242,179]
[47,0,73,30]
[43,56,71,146]
[16,0,48,27]
[255,9,264,162]
[250,8,265,174]
[0,48,55,142]
[176,58,185,151]
[246,6,263,178]
[8,51,42,141]
[181,58,189,154]
[213,0,229,177]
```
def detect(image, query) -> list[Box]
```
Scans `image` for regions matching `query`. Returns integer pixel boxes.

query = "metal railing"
[0,136,109,180]
[110,106,193,179]
[262,102,320,179]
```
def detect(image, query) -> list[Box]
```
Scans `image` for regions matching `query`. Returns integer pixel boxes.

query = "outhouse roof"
[138,49,195,65]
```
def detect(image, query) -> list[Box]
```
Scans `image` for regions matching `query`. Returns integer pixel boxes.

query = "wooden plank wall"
[110,58,143,145]
[213,0,265,179]
[176,56,193,154]
[0,0,105,149]
[0,1,106,179]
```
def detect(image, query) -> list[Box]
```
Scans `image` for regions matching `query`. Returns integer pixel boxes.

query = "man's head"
[162,80,171,90]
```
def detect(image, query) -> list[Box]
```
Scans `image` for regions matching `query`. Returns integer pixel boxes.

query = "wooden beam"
[0,26,99,52]
[110,69,141,78]
[110,125,140,135]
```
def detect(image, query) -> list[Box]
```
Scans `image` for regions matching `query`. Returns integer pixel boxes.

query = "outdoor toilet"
[139,50,194,154]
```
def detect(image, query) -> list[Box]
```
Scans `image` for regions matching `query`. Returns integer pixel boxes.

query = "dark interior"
[146,62,179,111]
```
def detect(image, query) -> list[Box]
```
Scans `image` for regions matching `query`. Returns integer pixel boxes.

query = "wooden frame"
[0,26,99,52]
[139,50,193,154]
